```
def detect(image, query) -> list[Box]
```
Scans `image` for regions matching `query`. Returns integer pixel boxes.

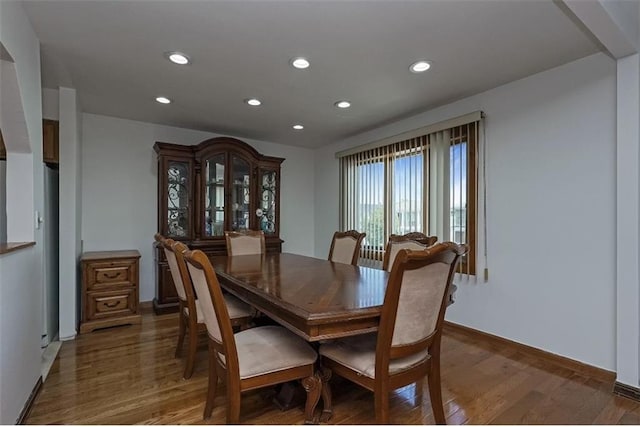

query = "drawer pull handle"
[104,301,121,308]
[103,272,121,279]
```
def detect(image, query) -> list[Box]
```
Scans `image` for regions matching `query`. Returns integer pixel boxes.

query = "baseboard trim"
[614,382,640,401]
[139,300,154,314]
[16,376,43,424]
[444,321,616,383]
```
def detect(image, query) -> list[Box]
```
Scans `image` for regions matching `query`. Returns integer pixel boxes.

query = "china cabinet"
[153,137,284,314]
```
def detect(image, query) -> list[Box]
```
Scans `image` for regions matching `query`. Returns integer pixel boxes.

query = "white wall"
[81,114,315,302]
[616,53,640,387]
[0,247,40,423]
[1,58,34,243]
[42,87,59,120]
[314,52,617,371]
[0,0,44,423]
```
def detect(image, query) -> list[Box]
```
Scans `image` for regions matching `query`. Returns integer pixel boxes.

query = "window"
[340,121,477,274]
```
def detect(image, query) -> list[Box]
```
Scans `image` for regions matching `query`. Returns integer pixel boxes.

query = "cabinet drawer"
[87,288,137,320]
[86,260,135,289]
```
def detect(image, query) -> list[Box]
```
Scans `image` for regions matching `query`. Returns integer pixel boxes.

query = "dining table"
[211,252,388,342]
[210,252,456,423]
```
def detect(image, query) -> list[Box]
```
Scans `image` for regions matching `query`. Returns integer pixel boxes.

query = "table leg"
[319,366,333,422]
[301,374,322,424]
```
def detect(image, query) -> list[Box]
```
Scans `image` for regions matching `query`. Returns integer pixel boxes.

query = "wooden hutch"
[153,137,284,314]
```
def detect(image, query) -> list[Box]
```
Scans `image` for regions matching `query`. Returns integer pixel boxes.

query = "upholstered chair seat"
[231,325,317,379]
[185,295,253,324]
[222,294,254,320]
[319,333,430,379]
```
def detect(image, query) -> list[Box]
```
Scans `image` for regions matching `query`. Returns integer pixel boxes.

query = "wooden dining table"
[210,252,456,423]
[211,252,389,342]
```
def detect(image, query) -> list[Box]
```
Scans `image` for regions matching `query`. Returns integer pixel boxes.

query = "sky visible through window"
[355,142,467,246]
[450,142,467,244]
[450,142,466,208]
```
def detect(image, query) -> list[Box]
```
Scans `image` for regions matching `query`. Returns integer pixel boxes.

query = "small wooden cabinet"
[42,119,59,164]
[80,250,142,333]
[0,128,5,160]
[153,137,284,314]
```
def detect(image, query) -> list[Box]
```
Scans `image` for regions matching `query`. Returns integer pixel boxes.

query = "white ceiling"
[22,0,600,148]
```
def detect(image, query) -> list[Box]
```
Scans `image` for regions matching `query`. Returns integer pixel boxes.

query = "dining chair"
[156,234,253,379]
[320,242,467,424]
[328,230,366,265]
[225,230,266,256]
[381,232,438,272]
[183,249,321,424]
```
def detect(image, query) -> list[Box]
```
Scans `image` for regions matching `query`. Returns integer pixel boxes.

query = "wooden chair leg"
[426,337,446,425]
[203,345,218,419]
[175,311,186,358]
[427,363,446,424]
[301,373,321,424]
[226,377,242,424]
[374,388,390,425]
[319,366,333,422]
[183,321,198,379]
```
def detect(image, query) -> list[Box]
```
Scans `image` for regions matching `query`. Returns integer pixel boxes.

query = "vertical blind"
[339,115,480,276]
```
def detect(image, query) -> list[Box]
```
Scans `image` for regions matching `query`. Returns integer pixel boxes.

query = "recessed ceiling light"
[409,60,431,73]
[245,98,262,106]
[291,57,310,69]
[156,96,171,104]
[166,51,190,65]
[334,100,351,109]
[293,124,304,130]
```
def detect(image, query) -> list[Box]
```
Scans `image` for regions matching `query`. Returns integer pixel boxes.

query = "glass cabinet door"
[204,154,225,237]
[231,156,251,231]
[167,160,191,238]
[259,169,278,235]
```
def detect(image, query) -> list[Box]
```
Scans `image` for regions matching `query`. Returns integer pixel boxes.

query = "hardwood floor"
[27,310,640,425]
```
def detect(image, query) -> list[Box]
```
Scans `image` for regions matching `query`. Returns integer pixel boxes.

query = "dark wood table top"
[211,253,388,341]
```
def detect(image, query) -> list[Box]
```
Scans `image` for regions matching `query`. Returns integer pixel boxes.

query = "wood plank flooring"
[26,310,640,424]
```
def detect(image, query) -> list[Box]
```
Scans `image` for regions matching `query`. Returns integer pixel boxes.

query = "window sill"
[0,241,36,255]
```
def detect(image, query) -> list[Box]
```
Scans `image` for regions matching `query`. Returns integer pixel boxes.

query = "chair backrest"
[328,230,366,265]
[225,230,266,256]
[158,235,190,304]
[382,232,438,272]
[376,242,467,371]
[184,249,240,377]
